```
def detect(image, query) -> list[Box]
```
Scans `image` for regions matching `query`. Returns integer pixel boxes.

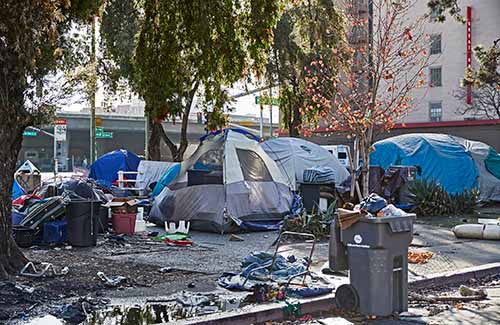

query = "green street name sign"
[96,127,113,139]
[255,96,280,106]
[23,130,37,137]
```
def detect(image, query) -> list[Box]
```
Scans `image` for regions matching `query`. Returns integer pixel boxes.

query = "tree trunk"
[0,122,28,279]
[360,128,374,197]
[289,98,301,137]
[158,123,180,161]
[148,117,161,161]
[177,110,189,162]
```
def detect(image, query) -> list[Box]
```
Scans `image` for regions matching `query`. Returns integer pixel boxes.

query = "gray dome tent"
[260,137,350,191]
[149,130,293,232]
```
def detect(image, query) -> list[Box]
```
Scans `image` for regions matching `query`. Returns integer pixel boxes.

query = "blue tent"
[89,149,141,186]
[12,179,25,200]
[370,134,479,194]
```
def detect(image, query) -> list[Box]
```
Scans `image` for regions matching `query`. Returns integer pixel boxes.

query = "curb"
[177,293,336,325]
[177,263,500,324]
[408,262,500,290]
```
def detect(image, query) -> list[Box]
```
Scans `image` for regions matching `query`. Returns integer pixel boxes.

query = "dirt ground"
[0,236,217,324]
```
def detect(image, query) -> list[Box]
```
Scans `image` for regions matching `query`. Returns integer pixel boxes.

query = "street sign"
[255,96,280,106]
[96,127,113,139]
[54,118,67,141]
[97,132,113,139]
[23,130,37,137]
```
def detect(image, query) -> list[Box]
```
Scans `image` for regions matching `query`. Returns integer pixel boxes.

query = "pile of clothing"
[218,251,332,299]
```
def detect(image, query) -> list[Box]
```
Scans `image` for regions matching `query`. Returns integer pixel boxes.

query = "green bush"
[283,201,336,240]
[408,179,478,216]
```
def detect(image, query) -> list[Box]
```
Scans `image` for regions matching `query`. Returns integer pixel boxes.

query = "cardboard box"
[103,198,140,214]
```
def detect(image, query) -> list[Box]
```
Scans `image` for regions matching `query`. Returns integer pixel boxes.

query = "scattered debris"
[459,285,487,298]
[230,234,244,241]
[20,262,69,277]
[97,272,127,287]
[408,251,434,264]
[165,220,190,234]
[409,292,487,303]
[14,283,35,294]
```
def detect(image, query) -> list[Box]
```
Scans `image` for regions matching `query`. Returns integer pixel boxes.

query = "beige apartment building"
[402,0,500,123]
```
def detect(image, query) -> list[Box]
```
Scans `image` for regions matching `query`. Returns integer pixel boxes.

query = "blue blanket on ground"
[218,252,308,291]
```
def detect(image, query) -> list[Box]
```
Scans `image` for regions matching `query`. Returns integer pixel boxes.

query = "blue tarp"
[12,179,25,200]
[370,134,479,194]
[151,163,181,197]
[485,147,500,180]
[200,128,260,143]
[89,149,141,186]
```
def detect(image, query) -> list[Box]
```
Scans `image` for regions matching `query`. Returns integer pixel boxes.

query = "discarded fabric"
[218,251,309,291]
[285,286,333,298]
[359,193,387,213]
[165,238,192,246]
[303,166,336,184]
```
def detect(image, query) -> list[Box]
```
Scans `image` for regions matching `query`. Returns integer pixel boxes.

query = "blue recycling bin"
[43,220,68,244]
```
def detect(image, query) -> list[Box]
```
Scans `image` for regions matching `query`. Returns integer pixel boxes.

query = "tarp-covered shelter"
[149,130,293,232]
[370,134,500,201]
[260,137,350,191]
[136,160,176,192]
[89,149,141,187]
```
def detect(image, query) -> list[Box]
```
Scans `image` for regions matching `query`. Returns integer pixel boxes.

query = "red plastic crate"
[112,213,136,235]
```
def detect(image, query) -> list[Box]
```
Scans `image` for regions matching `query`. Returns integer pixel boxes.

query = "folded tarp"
[303,166,336,184]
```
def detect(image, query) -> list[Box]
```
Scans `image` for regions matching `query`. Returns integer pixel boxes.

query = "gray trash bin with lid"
[331,214,415,317]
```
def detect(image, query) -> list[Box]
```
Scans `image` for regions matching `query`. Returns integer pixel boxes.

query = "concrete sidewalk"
[282,223,500,280]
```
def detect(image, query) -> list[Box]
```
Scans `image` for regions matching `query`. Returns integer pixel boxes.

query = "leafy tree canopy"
[134,0,282,121]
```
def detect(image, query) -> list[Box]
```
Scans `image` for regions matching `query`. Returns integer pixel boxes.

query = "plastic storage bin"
[43,220,67,244]
[11,211,25,225]
[13,226,40,248]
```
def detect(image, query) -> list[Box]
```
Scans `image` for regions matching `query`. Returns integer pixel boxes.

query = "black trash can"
[97,206,109,233]
[299,183,321,214]
[66,200,100,247]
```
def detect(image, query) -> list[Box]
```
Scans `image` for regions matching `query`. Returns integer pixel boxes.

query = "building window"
[430,7,440,21]
[430,34,441,55]
[430,67,442,87]
[429,102,442,122]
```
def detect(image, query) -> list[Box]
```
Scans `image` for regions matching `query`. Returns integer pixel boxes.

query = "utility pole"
[90,16,97,163]
[259,99,264,138]
[145,113,149,159]
[268,87,273,137]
